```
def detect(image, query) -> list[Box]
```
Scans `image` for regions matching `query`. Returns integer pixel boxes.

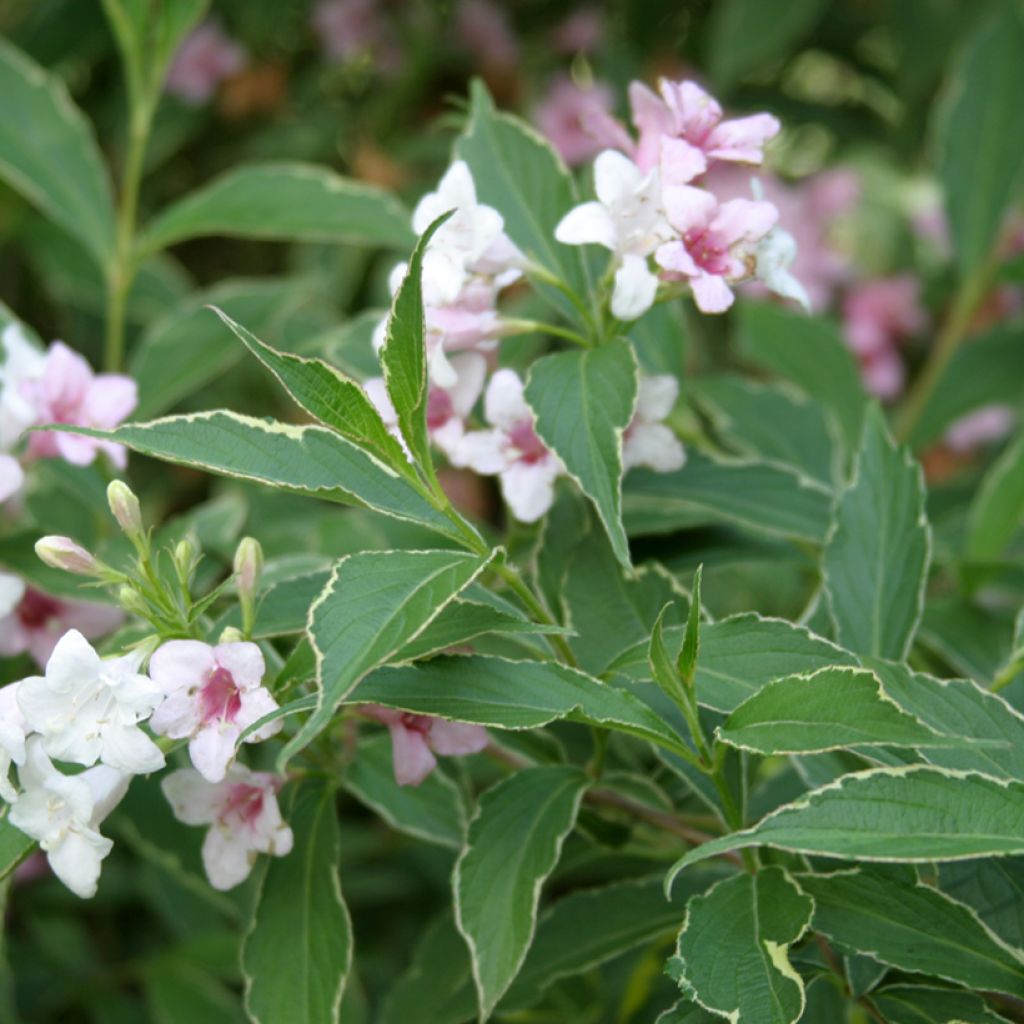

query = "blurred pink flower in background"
[944,405,1016,454]
[551,7,604,54]
[165,20,246,105]
[311,0,400,73]
[455,0,519,69]
[534,76,629,166]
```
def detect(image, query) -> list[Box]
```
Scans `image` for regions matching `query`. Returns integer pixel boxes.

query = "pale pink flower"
[860,347,906,401]
[165,20,246,105]
[149,641,281,783]
[842,276,926,358]
[311,0,400,73]
[534,76,631,167]
[25,343,136,469]
[451,369,563,523]
[630,78,780,180]
[552,7,604,54]
[455,0,519,69]
[162,766,293,890]
[655,185,778,313]
[945,405,1016,454]
[623,376,686,472]
[362,705,488,786]
[0,577,123,668]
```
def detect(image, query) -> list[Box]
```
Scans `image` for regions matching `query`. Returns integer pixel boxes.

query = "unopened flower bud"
[107,480,143,539]
[218,625,245,644]
[35,536,100,576]
[118,585,150,619]
[233,537,263,601]
[173,538,195,579]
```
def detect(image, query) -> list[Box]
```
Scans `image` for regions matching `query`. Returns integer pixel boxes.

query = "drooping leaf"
[242,782,352,1024]
[667,866,813,1024]
[281,549,491,766]
[823,406,930,660]
[965,431,1024,565]
[667,768,1024,884]
[937,5,1024,273]
[140,163,413,254]
[871,984,1008,1024]
[0,38,116,268]
[798,867,1024,998]
[346,655,692,757]
[454,765,589,1020]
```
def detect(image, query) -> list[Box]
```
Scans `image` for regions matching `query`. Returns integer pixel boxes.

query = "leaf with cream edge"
[380,212,453,474]
[871,984,1008,1024]
[279,548,492,768]
[242,782,352,1024]
[526,338,638,569]
[454,764,589,1021]
[346,654,693,757]
[823,406,930,661]
[139,162,414,255]
[0,38,116,269]
[666,866,813,1024]
[796,867,1024,998]
[50,413,471,544]
[211,308,414,480]
[666,768,1024,891]
[717,667,973,755]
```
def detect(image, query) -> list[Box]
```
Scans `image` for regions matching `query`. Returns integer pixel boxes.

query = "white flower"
[451,369,562,523]
[10,737,129,898]
[0,323,45,452]
[754,228,810,312]
[623,375,686,472]
[149,640,281,783]
[0,681,29,802]
[161,765,294,890]
[555,150,672,321]
[17,630,165,775]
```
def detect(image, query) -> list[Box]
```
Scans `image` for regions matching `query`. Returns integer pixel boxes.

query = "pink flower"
[162,766,293,890]
[842,276,926,358]
[25,343,136,469]
[165,21,246,105]
[149,641,281,783]
[551,7,604,54]
[0,576,123,668]
[630,78,780,180]
[362,705,488,786]
[860,347,906,401]
[455,0,519,70]
[534,76,631,167]
[945,405,1016,454]
[655,185,778,313]
[311,0,400,73]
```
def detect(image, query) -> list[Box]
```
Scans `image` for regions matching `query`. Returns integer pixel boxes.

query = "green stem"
[493,559,579,667]
[991,658,1022,694]
[503,318,591,348]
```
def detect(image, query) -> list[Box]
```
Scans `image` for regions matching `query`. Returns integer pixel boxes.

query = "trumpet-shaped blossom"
[842,276,926,358]
[451,369,563,523]
[630,78,780,180]
[0,682,28,802]
[362,705,489,786]
[149,641,281,783]
[0,575,123,668]
[556,150,673,320]
[10,738,129,898]
[17,630,164,775]
[0,324,45,450]
[655,186,778,313]
[535,76,632,167]
[623,376,686,473]
[161,766,293,890]
[165,21,246,105]
[25,342,137,469]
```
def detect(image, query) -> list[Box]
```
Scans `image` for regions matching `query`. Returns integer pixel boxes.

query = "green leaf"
[282,549,490,766]
[679,565,702,684]
[526,338,637,569]
[624,452,832,544]
[965,431,1024,565]
[212,308,412,477]
[667,866,813,1024]
[0,814,34,881]
[455,80,590,321]
[707,0,828,86]
[140,162,414,254]
[130,279,310,419]
[736,303,867,456]
[649,603,688,710]
[798,867,1024,998]
[347,654,692,757]
[454,765,589,1020]
[342,732,465,848]
[937,5,1024,273]
[667,768,1024,884]
[77,412,468,542]
[941,858,1024,949]
[823,406,930,660]
[242,782,352,1024]
[144,961,244,1024]
[871,984,1008,1024]
[718,667,964,755]
[380,213,451,472]
[0,38,116,268]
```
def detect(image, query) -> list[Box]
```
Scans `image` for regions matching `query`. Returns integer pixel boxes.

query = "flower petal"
[212,641,265,691]
[189,724,240,783]
[161,768,228,825]
[150,639,215,694]
[555,201,617,250]
[611,253,659,321]
[389,723,438,786]
[427,719,489,756]
[691,272,735,314]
